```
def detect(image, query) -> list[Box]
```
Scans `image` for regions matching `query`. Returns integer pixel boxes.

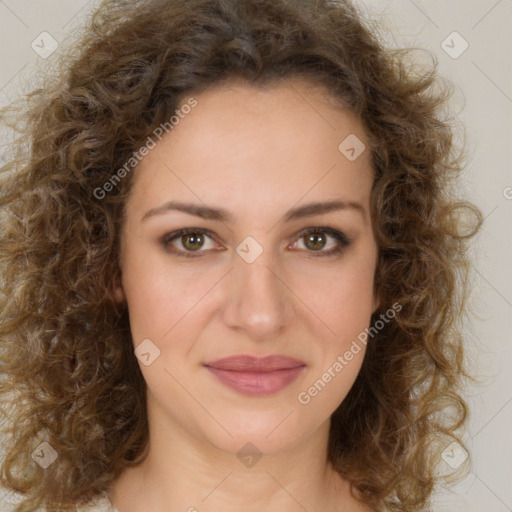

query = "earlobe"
[112,285,125,303]
[112,272,126,303]
[372,291,380,313]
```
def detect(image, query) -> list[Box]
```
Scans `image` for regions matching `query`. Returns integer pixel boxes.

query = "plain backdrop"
[0,1,511,510]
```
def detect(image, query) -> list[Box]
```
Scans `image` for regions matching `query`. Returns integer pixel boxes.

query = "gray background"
[0,0,511,510]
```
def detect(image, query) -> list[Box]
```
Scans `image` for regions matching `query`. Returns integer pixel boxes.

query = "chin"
[200,409,313,458]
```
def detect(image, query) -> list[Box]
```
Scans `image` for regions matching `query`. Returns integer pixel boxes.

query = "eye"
[160,228,220,258]
[290,227,351,257]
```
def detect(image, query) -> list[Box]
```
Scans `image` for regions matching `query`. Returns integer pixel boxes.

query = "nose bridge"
[223,243,294,339]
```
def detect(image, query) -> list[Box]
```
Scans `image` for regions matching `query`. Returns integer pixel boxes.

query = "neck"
[108,393,350,511]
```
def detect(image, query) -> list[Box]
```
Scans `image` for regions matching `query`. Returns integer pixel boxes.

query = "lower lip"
[205,366,305,396]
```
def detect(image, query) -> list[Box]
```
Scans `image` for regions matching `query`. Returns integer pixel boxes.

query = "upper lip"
[203,355,306,372]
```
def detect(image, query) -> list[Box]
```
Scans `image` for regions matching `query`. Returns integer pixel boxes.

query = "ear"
[112,272,126,303]
[113,285,125,303]
[372,289,381,314]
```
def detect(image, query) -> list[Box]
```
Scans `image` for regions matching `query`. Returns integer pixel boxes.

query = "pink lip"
[203,355,306,396]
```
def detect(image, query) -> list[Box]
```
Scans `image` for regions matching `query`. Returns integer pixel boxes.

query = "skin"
[109,78,378,512]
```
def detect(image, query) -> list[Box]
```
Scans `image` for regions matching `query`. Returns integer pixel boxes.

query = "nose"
[221,248,296,342]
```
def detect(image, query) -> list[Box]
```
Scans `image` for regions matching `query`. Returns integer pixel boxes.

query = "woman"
[0,0,481,510]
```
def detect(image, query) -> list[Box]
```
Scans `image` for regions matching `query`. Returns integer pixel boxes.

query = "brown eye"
[304,231,328,251]
[161,228,219,257]
[292,227,351,257]
[180,232,205,251]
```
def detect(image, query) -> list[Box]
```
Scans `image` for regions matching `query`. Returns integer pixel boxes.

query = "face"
[115,78,379,457]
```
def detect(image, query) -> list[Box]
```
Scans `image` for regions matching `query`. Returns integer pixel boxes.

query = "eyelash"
[160,226,352,259]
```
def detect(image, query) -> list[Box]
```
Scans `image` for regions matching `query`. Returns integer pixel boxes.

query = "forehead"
[127,78,373,217]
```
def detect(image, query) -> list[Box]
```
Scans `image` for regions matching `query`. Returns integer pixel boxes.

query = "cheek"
[122,266,208,345]
[321,269,374,323]
[294,275,373,414]
[294,246,376,398]
[310,273,373,371]
[119,226,216,343]
[293,246,377,338]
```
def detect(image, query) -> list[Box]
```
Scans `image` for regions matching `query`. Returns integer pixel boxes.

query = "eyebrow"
[141,199,366,223]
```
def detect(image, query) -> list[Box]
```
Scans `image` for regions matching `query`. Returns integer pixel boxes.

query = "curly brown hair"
[0,0,482,510]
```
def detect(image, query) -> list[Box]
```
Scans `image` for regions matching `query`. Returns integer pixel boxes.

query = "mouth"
[203,355,306,396]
